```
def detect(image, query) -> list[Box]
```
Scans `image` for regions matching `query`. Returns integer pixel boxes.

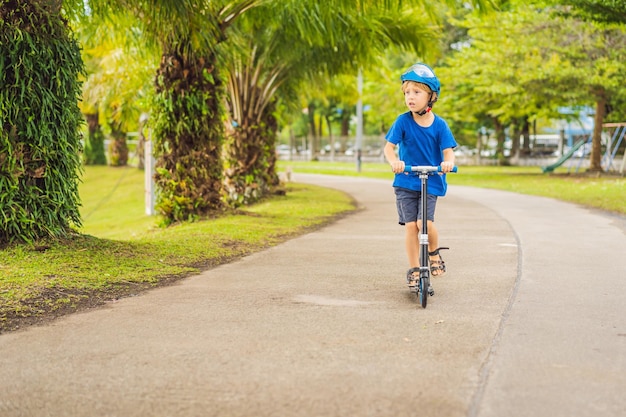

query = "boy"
[383,63,457,286]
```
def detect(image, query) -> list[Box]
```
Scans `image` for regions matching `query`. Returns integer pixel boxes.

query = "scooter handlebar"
[402,165,458,173]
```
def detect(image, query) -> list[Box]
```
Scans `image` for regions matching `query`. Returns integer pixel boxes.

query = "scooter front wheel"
[419,276,429,308]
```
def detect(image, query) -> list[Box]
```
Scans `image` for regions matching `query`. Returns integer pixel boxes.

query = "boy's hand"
[390,160,405,173]
[440,161,454,173]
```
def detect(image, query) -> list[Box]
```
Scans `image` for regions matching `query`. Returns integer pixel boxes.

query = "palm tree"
[88,0,262,223]
[1,0,84,244]
[78,13,158,167]
[221,0,434,205]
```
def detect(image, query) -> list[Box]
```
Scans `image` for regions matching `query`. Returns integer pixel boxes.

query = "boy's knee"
[405,221,419,232]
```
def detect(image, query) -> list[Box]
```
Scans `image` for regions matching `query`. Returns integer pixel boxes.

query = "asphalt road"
[0,174,624,417]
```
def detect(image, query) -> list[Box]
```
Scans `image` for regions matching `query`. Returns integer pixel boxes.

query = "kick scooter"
[403,165,457,308]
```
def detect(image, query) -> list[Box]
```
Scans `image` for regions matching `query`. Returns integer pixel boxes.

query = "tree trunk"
[521,118,531,156]
[510,119,522,163]
[316,114,323,156]
[107,122,128,167]
[589,91,606,172]
[341,113,350,137]
[152,48,225,223]
[493,118,507,165]
[223,100,280,207]
[308,102,317,158]
[325,114,335,160]
[39,0,61,14]
[0,0,83,244]
[83,112,107,165]
[136,113,149,170]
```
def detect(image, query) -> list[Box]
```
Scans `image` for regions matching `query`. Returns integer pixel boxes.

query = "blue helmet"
[400,63,441,96]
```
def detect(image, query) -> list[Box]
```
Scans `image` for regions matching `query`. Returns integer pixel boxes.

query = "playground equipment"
[542,122,626,174]
[602,123,626,174]
[541,138,589,173]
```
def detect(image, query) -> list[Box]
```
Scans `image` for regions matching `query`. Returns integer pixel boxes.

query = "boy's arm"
[384,142,405,173]
[441,148,455,173]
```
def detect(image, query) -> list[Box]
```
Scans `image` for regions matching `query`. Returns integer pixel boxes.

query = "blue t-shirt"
[385,112,457,196]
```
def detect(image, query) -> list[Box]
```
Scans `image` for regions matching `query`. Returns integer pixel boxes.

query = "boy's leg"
[426,221,447,276]
[427,220,439,255]
[404,221,420,269]
[395,188,420,268]
[416,220,439,257]
[416,193,439,255]
[394,187,422,284]
[418,194,447,277]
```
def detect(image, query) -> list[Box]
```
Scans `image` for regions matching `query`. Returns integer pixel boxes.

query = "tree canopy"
[554,0,626,24]
[434,2,626,167]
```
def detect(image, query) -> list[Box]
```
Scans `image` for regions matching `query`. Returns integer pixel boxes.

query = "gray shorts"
[394,187,437,225]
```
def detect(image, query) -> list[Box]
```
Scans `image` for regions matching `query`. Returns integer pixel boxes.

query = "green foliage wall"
[0,0,84,244]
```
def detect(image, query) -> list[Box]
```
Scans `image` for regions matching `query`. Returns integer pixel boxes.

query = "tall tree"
[1,0,84,244]
[547,0,626,170]
[78,13,157,167]
[438,2,626,169]
[89,0,262,223]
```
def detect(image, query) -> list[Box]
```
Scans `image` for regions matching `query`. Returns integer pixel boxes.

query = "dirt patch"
[0,278,178,334]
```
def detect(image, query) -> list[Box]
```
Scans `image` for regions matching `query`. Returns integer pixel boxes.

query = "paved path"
[1,174,624,417]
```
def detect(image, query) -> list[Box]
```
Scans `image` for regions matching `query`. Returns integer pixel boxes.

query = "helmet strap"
[414,92,435,116]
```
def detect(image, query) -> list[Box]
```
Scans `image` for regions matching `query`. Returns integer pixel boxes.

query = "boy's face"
[403,82,431,113]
